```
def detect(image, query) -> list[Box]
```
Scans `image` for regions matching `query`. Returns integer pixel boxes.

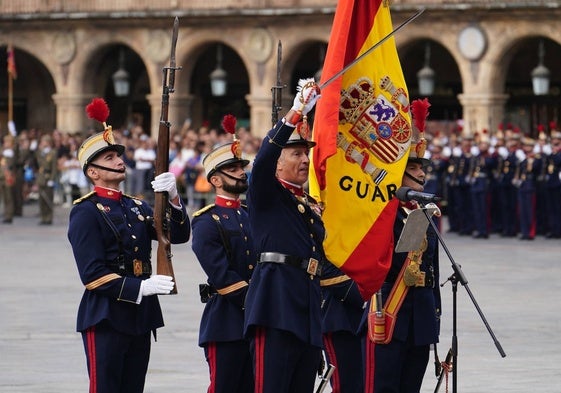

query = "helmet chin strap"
[216,170,247,183]
[404,171,425,186]
[89,163,126,174]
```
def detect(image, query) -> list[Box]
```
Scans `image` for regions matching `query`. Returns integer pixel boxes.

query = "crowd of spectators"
[0,120,262,219]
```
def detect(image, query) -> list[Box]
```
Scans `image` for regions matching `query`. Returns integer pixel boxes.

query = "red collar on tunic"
[94,186,122,201]
[277,178,304,196]
[215,195,241,208]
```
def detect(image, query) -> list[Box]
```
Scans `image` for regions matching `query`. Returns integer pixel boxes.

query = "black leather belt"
[107,258,152,277]
[259,252,322,277]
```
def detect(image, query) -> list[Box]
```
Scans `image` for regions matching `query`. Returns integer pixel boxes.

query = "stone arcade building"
[1,0,560,139]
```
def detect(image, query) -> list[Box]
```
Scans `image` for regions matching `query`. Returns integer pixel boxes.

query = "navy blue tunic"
[244,120,326,348]
[192,201,255,345]
[68,190,190,335]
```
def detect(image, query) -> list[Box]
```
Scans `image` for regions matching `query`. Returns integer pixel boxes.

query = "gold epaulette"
[122,193,141,201]
[73,191,96,205]
[193,204,216,217]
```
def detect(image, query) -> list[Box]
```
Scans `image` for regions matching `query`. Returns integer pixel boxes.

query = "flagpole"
[8,70,13,123]
[319,7,425,90]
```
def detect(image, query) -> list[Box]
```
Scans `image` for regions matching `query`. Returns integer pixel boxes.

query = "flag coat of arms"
[310,0,412,299]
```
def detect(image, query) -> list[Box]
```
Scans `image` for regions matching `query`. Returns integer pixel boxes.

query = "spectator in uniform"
[545,128,561,238]
[191,133,255,393]
[514,136,542,240]
[469,130,497,239]
[497,130,521,237]
[35,133,58,225]
[243,78,324,393]
[67,103,190,393]
[1,134,16,223]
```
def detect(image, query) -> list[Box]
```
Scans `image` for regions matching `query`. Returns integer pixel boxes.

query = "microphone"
[395,186,441,203]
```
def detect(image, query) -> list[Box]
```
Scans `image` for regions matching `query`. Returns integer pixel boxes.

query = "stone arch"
[76,41,151,133]
[176,38,250,130]
[0,45,56,132]
[489,33,561,135]
[399,37,462,124]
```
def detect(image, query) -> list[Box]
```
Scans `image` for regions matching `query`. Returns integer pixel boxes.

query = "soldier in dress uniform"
[497,130,522,237]
[469,130,498,238]
[423,137,448,230]
[514,136,542,240]
[0,134,16,223]
[544,129,561,238]
[243,78,324,393]
[361,140,441,393]
[35,133,58,225]
[68,114,191,393]
[456,135,474,235]
[191,136,255,393]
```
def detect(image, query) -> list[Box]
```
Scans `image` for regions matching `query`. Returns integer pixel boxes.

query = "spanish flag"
[7,44,17,80]
[310,0,412,299]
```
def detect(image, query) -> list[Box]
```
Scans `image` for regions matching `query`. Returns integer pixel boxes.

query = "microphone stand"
[418,203,506,393]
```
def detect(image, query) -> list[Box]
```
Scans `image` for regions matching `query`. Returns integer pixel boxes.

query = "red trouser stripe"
[86,326,97,393]
[207,342,217,393]
[364,337,375,393]
[254,327,265,393]
[322,333,341,393]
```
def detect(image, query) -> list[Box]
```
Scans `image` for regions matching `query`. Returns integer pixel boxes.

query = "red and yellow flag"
[310,0,412,299]
[7,44,17,80]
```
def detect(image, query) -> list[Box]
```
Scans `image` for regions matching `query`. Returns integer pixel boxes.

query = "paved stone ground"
[1,202,560,392]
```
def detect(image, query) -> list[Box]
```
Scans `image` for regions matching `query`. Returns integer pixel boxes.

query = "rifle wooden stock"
[154,17,180,294]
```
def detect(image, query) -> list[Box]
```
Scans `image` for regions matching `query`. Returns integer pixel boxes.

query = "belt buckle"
[133,259,143,277]
[306,258,319,276]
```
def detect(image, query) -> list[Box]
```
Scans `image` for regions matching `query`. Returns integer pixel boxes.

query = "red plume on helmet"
[221,114,242,159]
[85,98,115,144]
[411,98,431,158]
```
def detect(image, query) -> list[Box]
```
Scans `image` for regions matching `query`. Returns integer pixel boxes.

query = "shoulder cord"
[210,208,233,266]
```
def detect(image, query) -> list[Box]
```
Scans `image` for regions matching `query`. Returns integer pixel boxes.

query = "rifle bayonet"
[271,40,285,126]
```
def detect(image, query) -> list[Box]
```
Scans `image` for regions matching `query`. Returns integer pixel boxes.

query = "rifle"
[154,17,181,294]
[271,40,285,126]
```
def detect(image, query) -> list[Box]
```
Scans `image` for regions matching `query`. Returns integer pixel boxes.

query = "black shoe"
[2,219,12,224]
[473,233,489,239]
[519,235,534,240]
[38,221,52,225]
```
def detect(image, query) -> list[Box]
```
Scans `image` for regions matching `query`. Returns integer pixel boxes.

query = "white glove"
[140,275,175,297]
[151,172,178,200]
[291,78,321,116]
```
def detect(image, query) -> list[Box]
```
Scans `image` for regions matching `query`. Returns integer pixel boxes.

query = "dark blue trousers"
[82,321,151,393]
[204,340,254,393]
[250,326,322,393]
[363,334,430,393]
[323,331,364,393]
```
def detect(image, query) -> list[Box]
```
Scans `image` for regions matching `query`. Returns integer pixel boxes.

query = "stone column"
[170,94,195,133]
[145,93,195,138]
[146,93,194,139]
[457,92,509,137]
[246,94,275,138]
[52,93,95,134]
